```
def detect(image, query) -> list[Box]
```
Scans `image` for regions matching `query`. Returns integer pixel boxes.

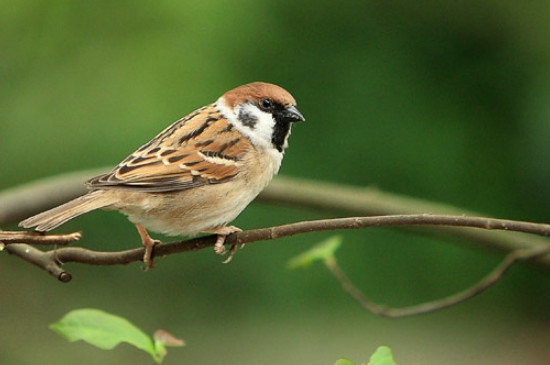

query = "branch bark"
[261,177,550,265]
[0,230,81,245]
[1,169,549,266]
[5,214,550,283]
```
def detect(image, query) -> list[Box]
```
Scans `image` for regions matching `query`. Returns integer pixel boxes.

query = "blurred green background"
[1,1,550,364]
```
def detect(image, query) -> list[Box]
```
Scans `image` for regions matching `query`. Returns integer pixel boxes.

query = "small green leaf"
[334,359,358,365]
[288,235,343,269]
[368,346,397,365]
[50,308,158,362]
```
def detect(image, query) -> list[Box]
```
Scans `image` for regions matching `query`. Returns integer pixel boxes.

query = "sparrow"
[19,82,305,268]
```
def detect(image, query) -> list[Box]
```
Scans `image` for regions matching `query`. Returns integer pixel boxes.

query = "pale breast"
[109,145,283,236]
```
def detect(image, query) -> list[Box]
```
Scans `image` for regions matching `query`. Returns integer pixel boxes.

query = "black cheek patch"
[238,109,258,129]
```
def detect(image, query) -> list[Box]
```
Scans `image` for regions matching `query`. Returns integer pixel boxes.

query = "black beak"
[278,105,305,123]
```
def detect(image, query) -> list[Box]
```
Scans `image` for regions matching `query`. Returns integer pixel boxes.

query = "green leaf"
[50,308,159,362]
[368,346,397,365]
[334,359,358,365]
[335,346,396,365]
[288,235,343,269]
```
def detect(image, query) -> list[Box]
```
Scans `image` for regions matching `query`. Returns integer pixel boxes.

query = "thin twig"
[5,214,550,282]
[0,230,81,245]
[324,245,550,317]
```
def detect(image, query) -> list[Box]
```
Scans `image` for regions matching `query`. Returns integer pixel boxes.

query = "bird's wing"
[87,104,251,192]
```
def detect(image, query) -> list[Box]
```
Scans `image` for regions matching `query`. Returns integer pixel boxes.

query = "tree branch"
[5,214,550,283]
[1,170,550,267]
[261,177,550,266]
[324,244,550,317]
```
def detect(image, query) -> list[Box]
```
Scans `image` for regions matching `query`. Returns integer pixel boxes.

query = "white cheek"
[216,97,276,150]
[239,103,275,148]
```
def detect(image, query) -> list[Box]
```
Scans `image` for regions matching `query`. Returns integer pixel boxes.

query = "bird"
[19,82,305,268]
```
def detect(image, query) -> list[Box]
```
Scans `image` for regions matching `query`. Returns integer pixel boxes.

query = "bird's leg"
[202,225,242,262]
[135,224,160,270]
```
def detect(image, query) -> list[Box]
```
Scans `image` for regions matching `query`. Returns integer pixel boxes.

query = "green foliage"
[50,309,184,364]
[335,346,397,365]
[3,1,550,363]
[368,346,397,365]
[288,235,342,269]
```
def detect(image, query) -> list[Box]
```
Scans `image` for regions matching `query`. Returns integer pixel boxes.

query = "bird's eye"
[259,98,273,111]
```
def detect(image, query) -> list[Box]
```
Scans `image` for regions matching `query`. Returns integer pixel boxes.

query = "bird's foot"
[142,238,161,271]
[205,226,242,262]
[135,223,161,271]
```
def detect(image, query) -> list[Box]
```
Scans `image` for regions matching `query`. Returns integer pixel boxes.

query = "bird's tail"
[19,190,112,232]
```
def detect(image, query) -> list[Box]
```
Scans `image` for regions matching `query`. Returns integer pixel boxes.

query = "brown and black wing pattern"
[87,104,251,192]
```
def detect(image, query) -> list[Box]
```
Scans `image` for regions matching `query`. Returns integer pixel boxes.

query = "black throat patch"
[271,119,291,152]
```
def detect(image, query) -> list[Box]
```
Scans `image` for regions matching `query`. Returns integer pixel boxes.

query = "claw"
[222,243,239,264]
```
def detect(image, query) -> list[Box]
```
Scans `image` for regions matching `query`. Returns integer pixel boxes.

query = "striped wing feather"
[87,105,250,192]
